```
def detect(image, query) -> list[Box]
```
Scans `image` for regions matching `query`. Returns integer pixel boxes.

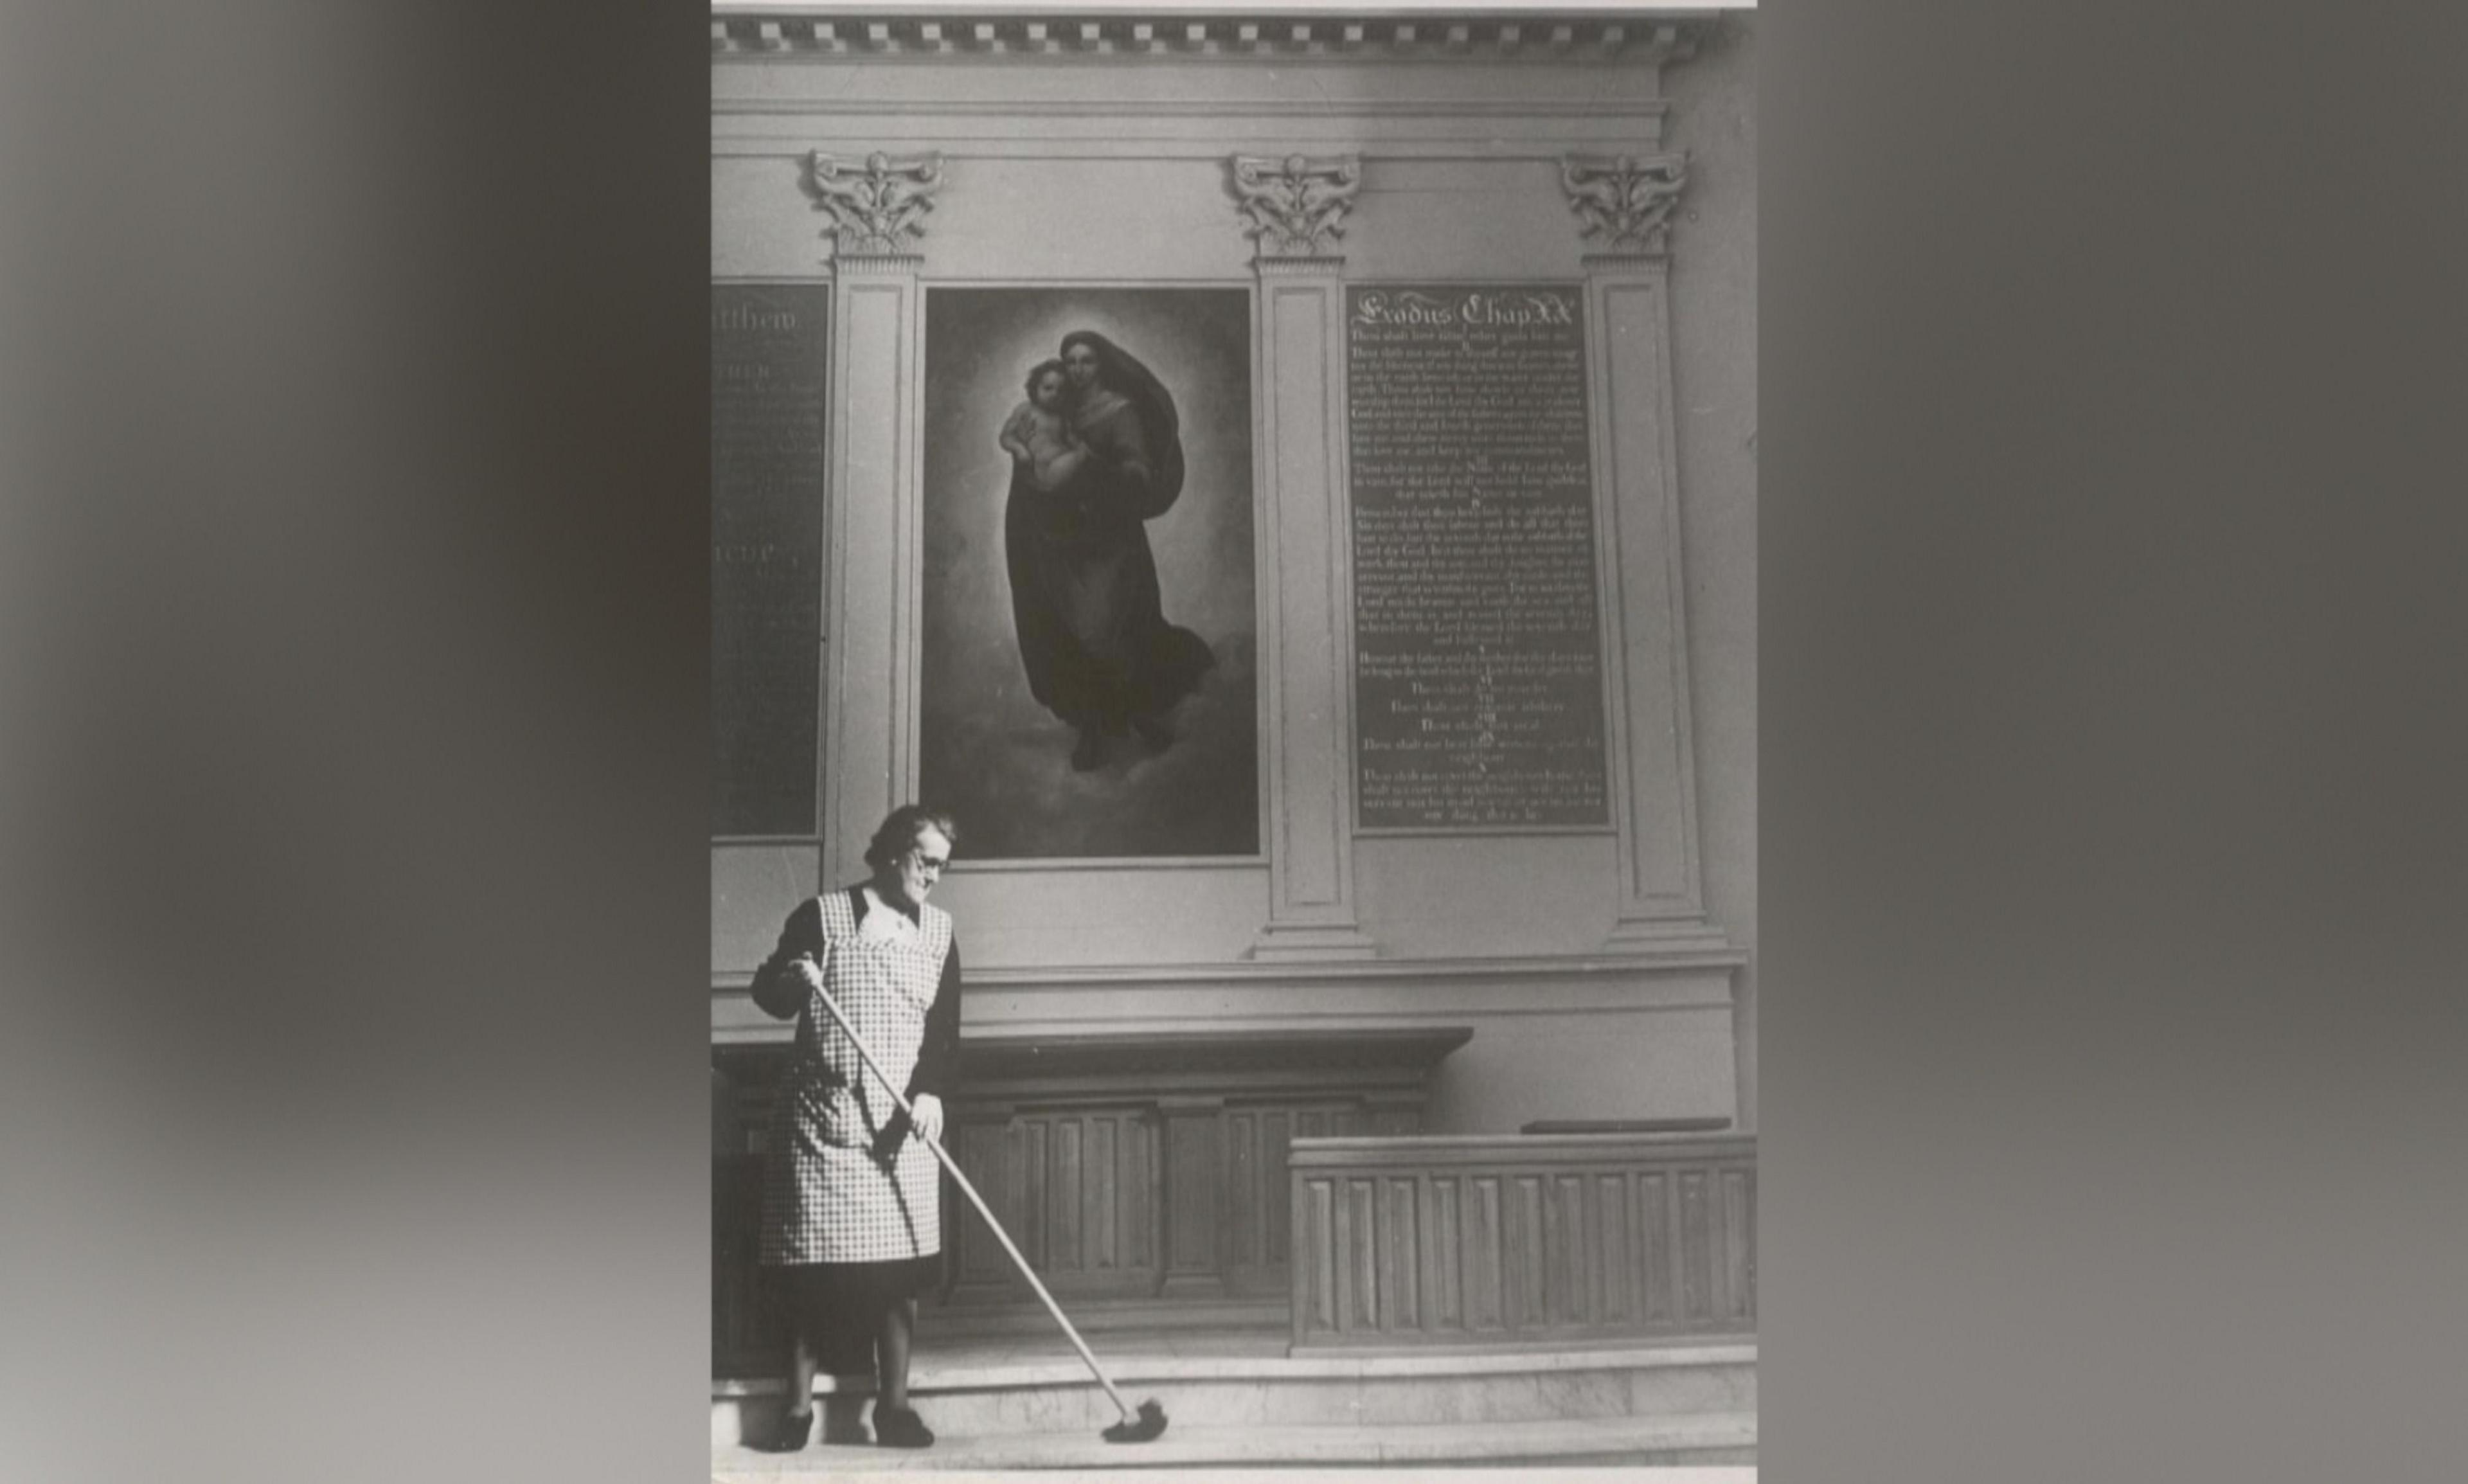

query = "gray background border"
[4,4,2464,1483]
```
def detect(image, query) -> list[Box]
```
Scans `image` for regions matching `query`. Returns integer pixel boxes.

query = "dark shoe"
[751,1408,812,1453]
[873,1404,935,1449]
[1070,729,1105,771]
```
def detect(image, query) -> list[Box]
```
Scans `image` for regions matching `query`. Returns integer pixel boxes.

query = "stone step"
[715,1337,1755,1451]
[711,1411,1758,1473]
[917,1296,1287,1342]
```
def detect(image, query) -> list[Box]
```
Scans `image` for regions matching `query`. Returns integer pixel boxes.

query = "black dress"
[1003,354,1213,735]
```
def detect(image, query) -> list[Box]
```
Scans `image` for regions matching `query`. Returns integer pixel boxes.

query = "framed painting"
[917,287,1259,861]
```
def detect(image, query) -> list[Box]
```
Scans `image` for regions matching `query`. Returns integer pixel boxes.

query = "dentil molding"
[715,13,1706,62]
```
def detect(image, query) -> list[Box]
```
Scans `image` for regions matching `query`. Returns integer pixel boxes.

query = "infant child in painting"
[999,360,1090,492]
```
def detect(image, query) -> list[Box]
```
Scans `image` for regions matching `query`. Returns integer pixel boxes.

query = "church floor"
[712,1328,1757,1472]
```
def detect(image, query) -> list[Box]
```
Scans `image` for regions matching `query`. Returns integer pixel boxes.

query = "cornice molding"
[713,13,1708,63]
[715,943,1746,997]
[714,98,1670,121]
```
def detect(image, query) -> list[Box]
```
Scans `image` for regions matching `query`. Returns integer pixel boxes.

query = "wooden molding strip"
[714,942,1747,997]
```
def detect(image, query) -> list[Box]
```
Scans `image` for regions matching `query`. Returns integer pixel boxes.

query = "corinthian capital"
[1230,154,1363,259]
[802,150,945,256]
[1560,152,1688,258]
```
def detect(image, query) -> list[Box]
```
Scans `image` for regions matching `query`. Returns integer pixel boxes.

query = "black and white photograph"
[708,3,1758,1472]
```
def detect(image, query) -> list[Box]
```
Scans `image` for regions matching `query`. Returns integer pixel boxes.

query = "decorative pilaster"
[801,150,945,257]
[1562,154,1727,953]
[810,157,932,888]
[1239,164,1377,960]
[1560,152,1688,259]
[1230,154,1363,259]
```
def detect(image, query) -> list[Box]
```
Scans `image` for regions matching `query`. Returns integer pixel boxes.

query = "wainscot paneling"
[1289,1132,1754,1351]
[711,1028,1469,1375]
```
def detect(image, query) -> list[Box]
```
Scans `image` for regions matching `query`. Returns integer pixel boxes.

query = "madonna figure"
[1001,329,1216,771]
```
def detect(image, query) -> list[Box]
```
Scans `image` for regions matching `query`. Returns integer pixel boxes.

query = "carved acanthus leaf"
[803,150,945,255]
[1230,154,1363,258]
[1560,152,1688,256]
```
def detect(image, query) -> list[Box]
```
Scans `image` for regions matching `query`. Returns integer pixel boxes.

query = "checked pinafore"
[757,890,950,1266]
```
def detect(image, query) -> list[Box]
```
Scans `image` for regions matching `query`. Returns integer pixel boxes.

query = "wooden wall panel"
[1598,1173,1631,1324]
[1384,1178,1419,1334]
[1022,1122,1048,1271]
[936,1091,1438,1315]
[949,1120,1013,1296]
[1510,1175,1544,1328]
[1051,1120,1080,1269]
[1163,1109,1218,1290]
[713,1031,1467,1367]
[1263,1111,1291,1267]
[1723,1167,1756,1321]
[1551,1173,1586,1325]
[950,1109,1168,1300]
[1303,1178,1337,1330]
[1641,1169,1673,1325]
[1086,1118,1113,1270]
[1225,1111,1260,1269]
[1680,1167,1710,1323]
[1125,1114,1155,1272]
[1290,1133,1756,1352]
[1350,1180,1381,1329]
[710,1152,782,1376]
[1467,1176,1503,1332]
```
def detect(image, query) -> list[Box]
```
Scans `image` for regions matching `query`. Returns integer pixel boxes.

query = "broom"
[807,978,1171,1445]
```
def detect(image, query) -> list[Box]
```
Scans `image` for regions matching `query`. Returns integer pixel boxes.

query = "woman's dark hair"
[864,804,959,873]
[1023,358,1068,398]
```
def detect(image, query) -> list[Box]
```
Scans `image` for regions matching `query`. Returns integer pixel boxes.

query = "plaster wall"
[710,16,1756,1132]
[1661,13,1757,1128]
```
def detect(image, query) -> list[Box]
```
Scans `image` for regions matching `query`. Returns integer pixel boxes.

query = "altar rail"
[1288,1133,1755,1351]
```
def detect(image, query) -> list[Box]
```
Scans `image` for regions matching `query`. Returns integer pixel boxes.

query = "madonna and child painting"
[918,288,1259,861]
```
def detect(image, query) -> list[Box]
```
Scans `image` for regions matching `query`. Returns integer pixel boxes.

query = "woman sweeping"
[749,805,962,1452]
